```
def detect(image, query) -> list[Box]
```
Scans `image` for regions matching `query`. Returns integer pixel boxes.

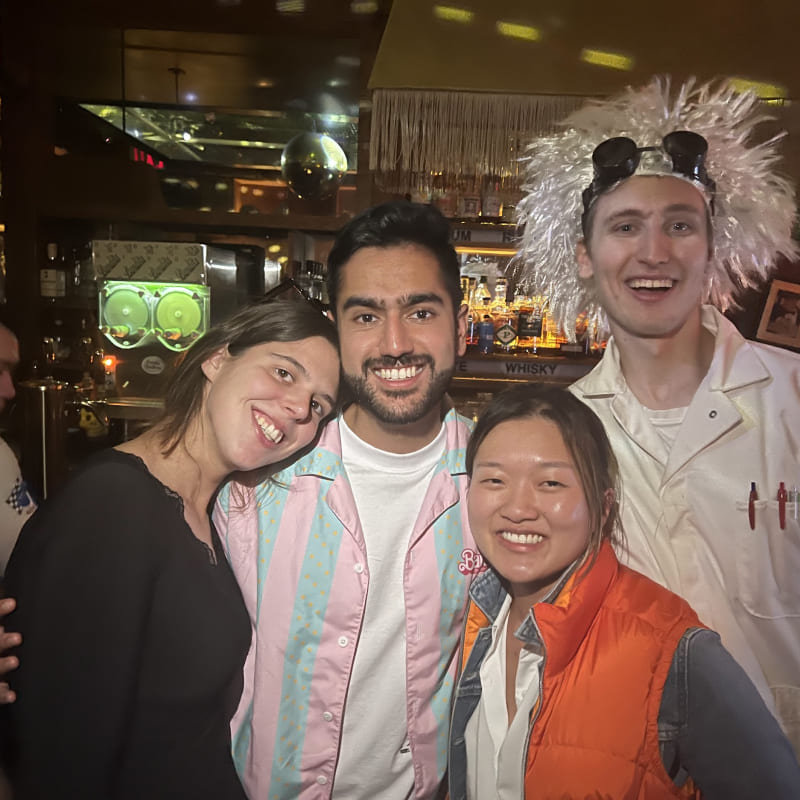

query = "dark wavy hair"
[155,299,338,456]
[326,201,463,316]
[466,384,623,562]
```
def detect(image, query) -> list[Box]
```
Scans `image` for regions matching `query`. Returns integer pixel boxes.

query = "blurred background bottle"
[40,242,67,299]
[491,277,517,353]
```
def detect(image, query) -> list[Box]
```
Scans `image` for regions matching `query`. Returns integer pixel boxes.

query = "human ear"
[455,302,468,357]
[201,346,229,382]
[576,240,594,280]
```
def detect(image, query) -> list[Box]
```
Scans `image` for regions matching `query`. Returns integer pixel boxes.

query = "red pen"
[777,482,787,530]
[748,482,758,530]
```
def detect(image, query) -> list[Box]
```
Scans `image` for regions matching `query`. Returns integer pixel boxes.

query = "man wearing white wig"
[515,77,800,756]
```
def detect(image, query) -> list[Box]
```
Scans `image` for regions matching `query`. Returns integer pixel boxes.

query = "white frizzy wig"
[513,77,799,340]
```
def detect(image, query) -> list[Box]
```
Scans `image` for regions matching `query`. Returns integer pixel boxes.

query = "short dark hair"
[156,299,338,456]
[466,384,622,563]
[326,201,463,316]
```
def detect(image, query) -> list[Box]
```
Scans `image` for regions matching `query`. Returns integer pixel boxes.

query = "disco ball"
[280,132,348,200]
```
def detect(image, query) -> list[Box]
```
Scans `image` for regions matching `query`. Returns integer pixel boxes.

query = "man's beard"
[342,356,455,426]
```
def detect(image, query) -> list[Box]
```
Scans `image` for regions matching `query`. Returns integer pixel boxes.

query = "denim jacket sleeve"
[659,627,800,799]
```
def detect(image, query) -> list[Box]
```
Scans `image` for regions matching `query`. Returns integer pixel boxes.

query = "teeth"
[255,414,284,444]
[375,366,422,381]
[628,278,674,289]
[499,531,544,545]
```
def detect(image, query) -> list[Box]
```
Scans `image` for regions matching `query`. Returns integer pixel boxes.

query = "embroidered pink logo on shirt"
[458,548,487,575]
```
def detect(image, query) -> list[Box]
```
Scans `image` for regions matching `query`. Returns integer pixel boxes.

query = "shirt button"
[353,563,364,574]
[316,776,328,785]
[709,409,717,418]
[323,711,333,722]
[338,636,349,647]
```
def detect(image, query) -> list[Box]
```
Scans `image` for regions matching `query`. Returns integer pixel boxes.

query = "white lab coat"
[571,305,800,756]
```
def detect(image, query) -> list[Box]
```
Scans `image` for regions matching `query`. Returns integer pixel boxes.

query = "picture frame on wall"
[756,279,800,348]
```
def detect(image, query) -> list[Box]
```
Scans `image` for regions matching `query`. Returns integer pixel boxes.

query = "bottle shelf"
[454,352,598,383]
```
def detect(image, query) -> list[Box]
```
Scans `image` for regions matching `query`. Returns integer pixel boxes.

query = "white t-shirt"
[646,405,688,452]
[333,418,447,799]
[0,437,36,574]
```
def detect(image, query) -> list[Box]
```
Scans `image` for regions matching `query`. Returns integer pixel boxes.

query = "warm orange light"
[455,245,517,256]
[103,356,117,369]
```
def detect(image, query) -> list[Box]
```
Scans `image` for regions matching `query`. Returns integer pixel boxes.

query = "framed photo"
[756,279,800,348]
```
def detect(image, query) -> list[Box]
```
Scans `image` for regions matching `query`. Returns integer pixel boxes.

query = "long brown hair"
[466,384,623,561]
[155,299,338,456]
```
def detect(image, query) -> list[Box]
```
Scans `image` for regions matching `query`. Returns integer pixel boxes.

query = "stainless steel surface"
[104,397,165,420]
[18,378,72,499]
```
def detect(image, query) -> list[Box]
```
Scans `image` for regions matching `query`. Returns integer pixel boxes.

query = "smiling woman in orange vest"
[448,384,800,800]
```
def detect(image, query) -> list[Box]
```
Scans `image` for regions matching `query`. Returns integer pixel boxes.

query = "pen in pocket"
[777,482,787,530]
[748,482,758,530]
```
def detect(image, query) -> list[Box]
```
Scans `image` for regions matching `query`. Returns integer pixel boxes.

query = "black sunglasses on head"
[260,278,328,315]
[581,130,716,218]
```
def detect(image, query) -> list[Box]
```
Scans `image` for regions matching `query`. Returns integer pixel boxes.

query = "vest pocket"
[735,499,800,618]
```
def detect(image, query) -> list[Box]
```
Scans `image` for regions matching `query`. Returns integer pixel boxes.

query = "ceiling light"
[257,79,275,88]
[351,0,378,12]
[580,48,633,71]
[276,0,304,12]
[433,5,474,23]
[268,244,282,254]
[728,77,787,99]
[496,21,540,41]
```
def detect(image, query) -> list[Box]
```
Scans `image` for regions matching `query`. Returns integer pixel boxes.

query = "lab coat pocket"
[735,499,800,618]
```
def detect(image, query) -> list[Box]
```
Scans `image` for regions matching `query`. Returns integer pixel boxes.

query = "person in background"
[0,322,35,578]
[3,299,340,799]
[215,201,479,799]
[450,384,800,800]
[0,321,25,800]
[514,76,800,755]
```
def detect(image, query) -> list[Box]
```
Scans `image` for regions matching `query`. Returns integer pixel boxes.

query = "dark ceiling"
[372,0,800,98]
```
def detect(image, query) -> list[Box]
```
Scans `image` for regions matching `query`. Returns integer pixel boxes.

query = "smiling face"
[334,243,467,450]
[200,336,339,474]
[468,415,594,604]
[577,175,712,341]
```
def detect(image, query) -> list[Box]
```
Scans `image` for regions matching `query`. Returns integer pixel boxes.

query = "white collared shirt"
[464,595,544,800]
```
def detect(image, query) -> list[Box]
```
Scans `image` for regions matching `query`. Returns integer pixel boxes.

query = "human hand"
[0,597,20,703]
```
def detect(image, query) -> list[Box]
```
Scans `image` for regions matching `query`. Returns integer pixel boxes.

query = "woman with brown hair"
[3,298,340,799]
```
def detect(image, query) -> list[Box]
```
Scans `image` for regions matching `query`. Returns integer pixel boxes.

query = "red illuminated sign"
[131,147,165,170]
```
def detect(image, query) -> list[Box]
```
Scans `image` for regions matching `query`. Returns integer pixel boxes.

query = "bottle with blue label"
[478,314,494,354]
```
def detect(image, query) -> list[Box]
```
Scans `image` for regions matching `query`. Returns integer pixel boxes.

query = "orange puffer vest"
[458,541,704,800]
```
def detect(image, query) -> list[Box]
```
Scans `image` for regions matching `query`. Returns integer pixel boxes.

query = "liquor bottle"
[514,286,533,353]
[458,176,481,219]
[540,299,567,351]
[461,277,477,349]
[481,175,503,218]
[473,275,491,308]
[518,294,545,353]
[491,277,517,354]
[477,313,494,354]
[40,242,67,299]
